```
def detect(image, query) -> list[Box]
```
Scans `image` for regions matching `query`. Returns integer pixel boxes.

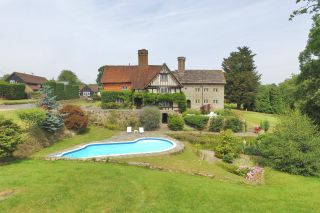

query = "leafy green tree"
[222,47,261,110]
[290,0,320,19]
[57,70,81,85]
[0,74,9,81]
[254,84,285,114]
[96,66,104,86]
[258,111,320,176]
[296,15,320,126]
[278,75,299,109]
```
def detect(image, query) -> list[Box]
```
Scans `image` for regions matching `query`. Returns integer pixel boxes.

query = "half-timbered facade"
[100,49,226,111]
[146,64,182,94]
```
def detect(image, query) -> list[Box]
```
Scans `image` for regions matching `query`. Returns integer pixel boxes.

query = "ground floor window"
[83,91,91,97]
[204,99,208,103]
[195,99,200,104]
[159,101,171,107]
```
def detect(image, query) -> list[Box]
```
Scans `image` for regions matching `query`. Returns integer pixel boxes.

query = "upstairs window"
[160,74,168,82]
[213,100,218,104]
[204,88,209,92]
[195,88,200,92]
[213,88,218,92]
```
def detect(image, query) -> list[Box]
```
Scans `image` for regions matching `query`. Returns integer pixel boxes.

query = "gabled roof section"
[173,70,226,84]
[100,65,163,89]
[145,63,182,88]
[10,72,47,84]
[80,84,100,93]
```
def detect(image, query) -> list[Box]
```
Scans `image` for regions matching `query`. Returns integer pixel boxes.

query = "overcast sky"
[0,0,312,84]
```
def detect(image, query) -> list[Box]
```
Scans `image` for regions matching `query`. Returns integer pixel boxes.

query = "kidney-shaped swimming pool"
[54,138,176,159]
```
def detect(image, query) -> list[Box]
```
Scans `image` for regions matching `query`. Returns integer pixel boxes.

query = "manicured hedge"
[65,85,79,99]
[44,81,79,100]
[101,91,132,104]
[0,81,25,100]
[168,113,184,131]
[184,115,209,130]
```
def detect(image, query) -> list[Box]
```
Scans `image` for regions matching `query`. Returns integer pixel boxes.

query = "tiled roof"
[88,84,99,92]
[100,65,162,89]
[80,84,99,92]
[13,72,47,84]
[173,70,226,84]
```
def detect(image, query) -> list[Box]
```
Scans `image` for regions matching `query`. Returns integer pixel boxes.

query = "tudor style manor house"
[100,49,225,110]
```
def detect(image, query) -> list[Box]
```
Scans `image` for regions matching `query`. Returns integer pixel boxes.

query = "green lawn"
[1,111,320,212]
[0,99,37,105]
[1,160,319,212]
[233,109,280,130]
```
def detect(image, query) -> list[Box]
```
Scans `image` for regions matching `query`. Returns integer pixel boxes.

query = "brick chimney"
[138,49,148,68]
[178,56,186,72]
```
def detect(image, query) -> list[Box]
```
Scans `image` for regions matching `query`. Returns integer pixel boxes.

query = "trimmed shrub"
[184,115,209,130]
[0,117,22,159]
[101,102,123,109]
[139,106,161,131]
[168,113,184,131]
[182,109,201,117]
[214,130,242,163]
[59,105,88,132]
[41,111,64,133]
[209,116,224,132]
[257,111,320,176]
[17,108,46,127]
[260,120,270,132]
[0,82,25,100]
[224,117,244,132]
[214,109,235,117]
[65,85,79,99]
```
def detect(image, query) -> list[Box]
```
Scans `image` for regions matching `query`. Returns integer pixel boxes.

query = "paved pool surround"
[48,131,184,160]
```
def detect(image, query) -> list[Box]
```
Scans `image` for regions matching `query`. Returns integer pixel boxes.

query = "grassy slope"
[0,160,319,213]
[233,110,280,130]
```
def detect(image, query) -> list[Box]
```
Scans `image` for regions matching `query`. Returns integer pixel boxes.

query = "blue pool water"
[56,138,175,159]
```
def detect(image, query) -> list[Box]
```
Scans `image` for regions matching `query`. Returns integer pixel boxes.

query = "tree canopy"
[296,14,320,126]
[290,0,320,19]
[57,70,81,85]
[222,46,261,110]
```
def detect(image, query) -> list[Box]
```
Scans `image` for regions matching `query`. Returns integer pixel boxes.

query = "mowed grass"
[0,160,320,213]
[0,99,37,105]
[233,109,280,130]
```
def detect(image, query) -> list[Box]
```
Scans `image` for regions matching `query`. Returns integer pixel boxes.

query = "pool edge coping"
[46,136,184,161]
